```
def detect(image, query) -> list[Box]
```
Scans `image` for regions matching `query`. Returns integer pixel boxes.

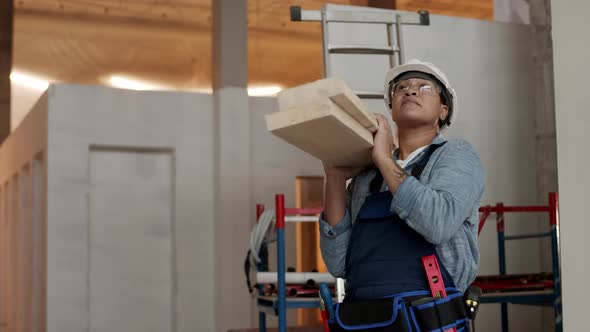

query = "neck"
[397,127,439,160]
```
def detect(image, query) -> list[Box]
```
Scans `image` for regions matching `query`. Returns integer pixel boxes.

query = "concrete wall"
[3,84,325,332]
[550,1,590,330]
[41,84,215,332]
[0,92,48,332]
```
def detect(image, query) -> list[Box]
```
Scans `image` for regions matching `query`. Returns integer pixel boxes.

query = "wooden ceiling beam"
[0,0,13,142]
[15,0,211,26]
[368,0,396,10]
[8,0,494,114]
[395,0,493,20]
[15,8,211,36]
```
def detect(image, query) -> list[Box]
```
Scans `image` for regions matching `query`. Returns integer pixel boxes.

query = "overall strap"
[410,142,446,178]
[369,142,447,193]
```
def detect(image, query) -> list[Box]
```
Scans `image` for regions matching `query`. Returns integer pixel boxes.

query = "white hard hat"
[383,59,458,127]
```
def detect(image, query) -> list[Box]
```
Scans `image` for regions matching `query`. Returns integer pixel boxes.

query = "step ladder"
[291,5,430,101]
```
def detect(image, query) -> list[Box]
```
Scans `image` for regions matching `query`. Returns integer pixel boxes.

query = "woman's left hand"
[372,113,396,168]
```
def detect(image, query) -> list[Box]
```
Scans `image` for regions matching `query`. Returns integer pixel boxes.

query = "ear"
[439,104,449,122]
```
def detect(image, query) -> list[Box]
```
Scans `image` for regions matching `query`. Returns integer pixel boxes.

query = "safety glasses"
[391,78,441,97]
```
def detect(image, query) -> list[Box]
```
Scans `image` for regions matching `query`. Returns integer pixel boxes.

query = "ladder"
[289,4,431,304]
[291,5,430,101]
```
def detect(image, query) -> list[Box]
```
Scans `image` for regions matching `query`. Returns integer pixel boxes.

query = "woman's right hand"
[323,162,362,226]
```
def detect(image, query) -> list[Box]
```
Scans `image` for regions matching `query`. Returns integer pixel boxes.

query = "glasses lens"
[392,82,408,95]
[419,85,434,93]
[392,79,439,96]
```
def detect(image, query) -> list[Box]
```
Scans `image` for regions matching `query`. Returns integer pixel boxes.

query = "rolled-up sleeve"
[319,210,352,278]
[390,140,484,245]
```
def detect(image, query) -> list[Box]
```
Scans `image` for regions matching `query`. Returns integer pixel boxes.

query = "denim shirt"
[319,135,485,292]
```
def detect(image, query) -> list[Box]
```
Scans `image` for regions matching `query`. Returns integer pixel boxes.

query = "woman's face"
[390,78,448,130]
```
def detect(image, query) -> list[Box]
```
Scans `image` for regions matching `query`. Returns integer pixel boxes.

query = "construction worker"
[319,59,484,331]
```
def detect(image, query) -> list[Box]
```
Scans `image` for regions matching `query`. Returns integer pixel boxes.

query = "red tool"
[473,272,554,292]
[422,255,456,332]
[318,293,331,332]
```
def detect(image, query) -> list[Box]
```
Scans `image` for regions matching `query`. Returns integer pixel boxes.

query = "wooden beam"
[10,0,357,101]
[0,0,13,143]
[267,78,377,167]
[14,0,210,28]
[368,0,396,10]
[396,0,493,20]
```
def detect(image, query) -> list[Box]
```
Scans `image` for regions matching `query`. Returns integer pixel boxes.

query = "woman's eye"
[420,85,433,92]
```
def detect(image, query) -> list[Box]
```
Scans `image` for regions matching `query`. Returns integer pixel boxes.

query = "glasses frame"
[390,78,442,98]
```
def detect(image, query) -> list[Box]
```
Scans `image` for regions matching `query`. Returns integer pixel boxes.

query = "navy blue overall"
[344,144,455,301]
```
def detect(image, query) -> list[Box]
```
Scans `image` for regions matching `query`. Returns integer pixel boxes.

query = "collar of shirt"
[393,134,448,170]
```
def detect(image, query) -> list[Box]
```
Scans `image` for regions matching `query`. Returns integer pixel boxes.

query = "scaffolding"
[255,194,324,332]
[475,192,562,332]
[254,192,562,332]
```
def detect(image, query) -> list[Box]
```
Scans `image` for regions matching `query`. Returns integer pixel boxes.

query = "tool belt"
[328,290,468,332]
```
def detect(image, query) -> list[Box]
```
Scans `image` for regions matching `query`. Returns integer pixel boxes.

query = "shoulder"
[438,139,481,161]
[433,139,484,174]
[441,138,477,152]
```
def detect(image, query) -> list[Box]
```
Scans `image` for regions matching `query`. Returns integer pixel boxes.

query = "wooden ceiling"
[12,0,493,91]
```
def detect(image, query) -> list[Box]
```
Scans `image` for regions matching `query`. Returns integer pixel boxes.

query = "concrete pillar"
[551,0,590,330]
[212,0,247,90]
[529,2,558,330]
[212,1,252,331]
[494,0,530,24]
[530,0,558,199]
[0,0,13,143]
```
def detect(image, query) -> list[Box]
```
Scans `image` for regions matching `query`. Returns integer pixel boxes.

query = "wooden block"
[329,91,378,133]
[277,78,378,133]
[266,78,377,167]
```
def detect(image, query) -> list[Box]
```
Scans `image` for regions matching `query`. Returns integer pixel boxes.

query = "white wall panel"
[45,85,215,332]
[551,0,590,330]
[88,149,174,332]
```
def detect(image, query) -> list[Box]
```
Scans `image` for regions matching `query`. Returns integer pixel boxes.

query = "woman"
[319,59,485,331]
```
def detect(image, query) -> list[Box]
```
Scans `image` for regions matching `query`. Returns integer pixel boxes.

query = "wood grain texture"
[396,0,493,20]
[278,78,377,131]
[11,0,493,96]
[12,0,352,90]
[269,78,376,167]
[266,105,374,167]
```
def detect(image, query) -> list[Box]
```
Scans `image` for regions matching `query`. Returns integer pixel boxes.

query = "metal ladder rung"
[354,91,383,99]
[290,6,430,26]
[328,44,398,55]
